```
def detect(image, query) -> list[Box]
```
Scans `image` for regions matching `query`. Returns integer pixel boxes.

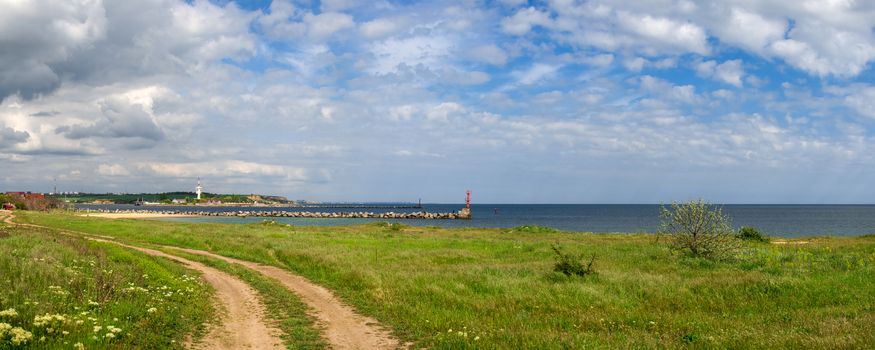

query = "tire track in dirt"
[170,247,403,350]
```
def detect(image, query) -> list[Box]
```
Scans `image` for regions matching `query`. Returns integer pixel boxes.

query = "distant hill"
[52,192,292,205]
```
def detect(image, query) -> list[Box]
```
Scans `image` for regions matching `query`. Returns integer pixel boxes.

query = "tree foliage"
[658,200,738,260]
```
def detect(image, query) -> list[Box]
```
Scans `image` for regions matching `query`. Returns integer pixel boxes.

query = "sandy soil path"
[5,211,404,349]
[170,247,402,350]
[2,211,285,350]
[91,238,286,350]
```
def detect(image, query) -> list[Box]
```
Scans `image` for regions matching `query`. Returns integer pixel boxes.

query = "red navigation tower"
[465,190,471,209]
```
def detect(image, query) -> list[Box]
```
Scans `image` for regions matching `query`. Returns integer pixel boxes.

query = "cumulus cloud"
[61,99,163,142]
[467,44,508,65]
[0,124,30,148]
[360,17,406,39]
[500,1,875,77]
[513,63,560,85]
[500,7,551,35]
[98,163,131,177]
[696,59,745,87]
[0,0,106,100]
[138,160,313,181]
[2,0,875,202]
[369,36,454,75]
[259,0,354,40]
[845,86,875,119]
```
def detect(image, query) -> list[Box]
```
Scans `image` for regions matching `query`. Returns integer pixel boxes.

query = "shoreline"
[82,212,199,219]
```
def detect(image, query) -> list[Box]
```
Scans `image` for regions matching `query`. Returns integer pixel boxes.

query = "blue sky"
[1,0,875,203]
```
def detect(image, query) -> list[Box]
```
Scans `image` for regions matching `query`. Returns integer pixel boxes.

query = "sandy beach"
[82,212,197,219]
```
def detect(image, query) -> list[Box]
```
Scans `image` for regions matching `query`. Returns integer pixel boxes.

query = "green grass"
[18,211,875,349]
[0,221,213,349]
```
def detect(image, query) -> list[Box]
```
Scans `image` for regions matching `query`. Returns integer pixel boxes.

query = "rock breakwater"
[80,209,468,220]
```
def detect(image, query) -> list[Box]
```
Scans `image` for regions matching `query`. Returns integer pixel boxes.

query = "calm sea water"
[77,204,875,237]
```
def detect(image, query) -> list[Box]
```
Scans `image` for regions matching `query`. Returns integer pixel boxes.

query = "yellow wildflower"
[0,308,17,318]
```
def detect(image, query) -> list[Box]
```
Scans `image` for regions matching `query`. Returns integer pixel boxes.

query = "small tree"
[658,200,738,260]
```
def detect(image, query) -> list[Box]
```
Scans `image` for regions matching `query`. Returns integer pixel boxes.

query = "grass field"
[0,219,213,349]
[16,211,875,349]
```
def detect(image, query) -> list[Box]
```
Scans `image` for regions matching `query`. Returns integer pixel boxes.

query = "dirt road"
[3,211,285,350]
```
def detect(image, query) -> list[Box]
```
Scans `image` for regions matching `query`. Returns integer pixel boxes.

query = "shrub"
[736,226,769,242]
[658,200,738,260]
[510,225,561,234]
[374,222,407,231]
[551,245,595,276]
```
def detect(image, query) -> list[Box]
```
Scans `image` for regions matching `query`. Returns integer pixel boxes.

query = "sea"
[75,204,875,237]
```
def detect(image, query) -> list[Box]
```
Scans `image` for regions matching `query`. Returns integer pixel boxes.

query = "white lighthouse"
[196,177,203,200]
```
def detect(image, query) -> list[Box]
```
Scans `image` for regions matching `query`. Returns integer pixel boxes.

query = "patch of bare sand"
[772,240,811,245]
[82,212,197,219]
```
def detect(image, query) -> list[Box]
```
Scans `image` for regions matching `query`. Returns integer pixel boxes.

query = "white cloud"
[369,36,453,75]
[615,12,709,55]
[583,54,614,68]
[845,86,875,119]
[138,160,312,180]
[500,7,551,35]
[304,12,355,39]
[360,17,406,39]
[623,57,647,72]
[467,44,508,65]
[696,59,745,87]
[98,164,130,176]
[712,7,787,53]
[640,76,701,105]
[513,63,560,85]
[259,1,354,41]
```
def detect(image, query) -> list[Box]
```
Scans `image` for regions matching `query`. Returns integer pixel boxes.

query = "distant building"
[171,198,186,204]
[2,203,14,210]
[196,178,203,200]
[5,192,44,200]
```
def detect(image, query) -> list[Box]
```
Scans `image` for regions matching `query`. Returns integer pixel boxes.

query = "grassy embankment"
[19,211,875,349]
[0,219,213,349]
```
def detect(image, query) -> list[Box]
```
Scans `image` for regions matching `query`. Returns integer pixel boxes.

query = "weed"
[551,245,596,277]
[509,225,561,234]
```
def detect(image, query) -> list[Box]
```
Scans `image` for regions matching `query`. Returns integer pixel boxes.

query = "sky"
[1,0,875,204]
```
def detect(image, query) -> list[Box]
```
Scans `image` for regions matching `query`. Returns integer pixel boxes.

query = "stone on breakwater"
[80,208,464,220]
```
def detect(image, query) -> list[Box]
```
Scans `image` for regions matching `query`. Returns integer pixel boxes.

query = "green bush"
[551,245,596,277]
[737,226,769,242]
[658,200,739,260]
[510,225,561,233]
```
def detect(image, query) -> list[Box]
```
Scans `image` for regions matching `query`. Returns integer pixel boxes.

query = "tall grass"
[0,223,213,349]
[19,211,875,349]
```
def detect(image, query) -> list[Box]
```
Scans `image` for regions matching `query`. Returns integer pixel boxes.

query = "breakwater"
[80,209,469,220]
